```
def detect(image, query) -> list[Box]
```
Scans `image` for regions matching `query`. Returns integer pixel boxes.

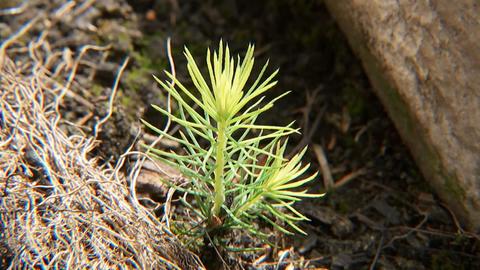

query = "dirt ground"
[1,0,479,269]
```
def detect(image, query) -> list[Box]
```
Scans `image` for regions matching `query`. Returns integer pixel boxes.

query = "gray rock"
[324,0,480,231]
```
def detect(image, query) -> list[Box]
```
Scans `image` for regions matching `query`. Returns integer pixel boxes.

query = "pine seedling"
[143,41,323,246]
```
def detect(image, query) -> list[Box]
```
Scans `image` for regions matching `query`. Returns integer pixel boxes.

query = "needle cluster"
[143,41,323,244]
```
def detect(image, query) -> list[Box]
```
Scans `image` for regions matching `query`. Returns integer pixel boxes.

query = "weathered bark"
[323,0,480,231]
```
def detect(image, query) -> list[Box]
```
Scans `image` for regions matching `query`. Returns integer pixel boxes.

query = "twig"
[313,144,334,189]
[440,202,480,241]
[94,56,130,137]
[289,105,326,157]
[249,255,328,268]
[140,37,175,152]
[368,232,385,270]
[334,167,367,188]
[205,232,231,270]
[73,0,96,16]
[162,187,176,228]
[1,174,16,197]
[0,0,29,15]
[354,123,370,142]
[384,214,428,248]
[275,248,291,270]
[52,1,76,20]
[151,37,175,144]
[0,15,42,70]
[54,44,111,127]
[113,128,141,184]
[142,132,179,148]
[75,111,94,126]
[440,202,465,234]
[134,36,176,226]
[288,88,324,157]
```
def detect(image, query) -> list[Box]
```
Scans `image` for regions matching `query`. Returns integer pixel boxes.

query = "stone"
[324,0,480,231]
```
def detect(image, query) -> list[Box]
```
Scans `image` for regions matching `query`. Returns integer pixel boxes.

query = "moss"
[124,50,165,89]
[124,68,150,90]
[119,93,132,108]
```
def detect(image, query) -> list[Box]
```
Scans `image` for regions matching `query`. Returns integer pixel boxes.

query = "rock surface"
[324,0,480,231]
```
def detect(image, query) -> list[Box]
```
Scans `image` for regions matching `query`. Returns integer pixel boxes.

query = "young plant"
[143,41,323,245]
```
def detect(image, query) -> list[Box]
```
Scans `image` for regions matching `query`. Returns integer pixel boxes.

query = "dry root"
[0,1,203,269]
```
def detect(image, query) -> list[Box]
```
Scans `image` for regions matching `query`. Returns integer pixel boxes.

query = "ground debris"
[0,1,204,269]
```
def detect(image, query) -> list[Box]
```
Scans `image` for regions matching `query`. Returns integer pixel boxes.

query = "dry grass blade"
[0,2,203,269]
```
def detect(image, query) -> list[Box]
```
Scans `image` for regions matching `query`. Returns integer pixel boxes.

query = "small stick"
[204,232,231,270]
[438,202,480,241]
[368,233,385,270]
[289,105,326,157]
[94,56,130,137]
[75,111,94,126]
[313,144,334,189]
[334,168,366,189]
[0,0,29,16]
[52,1,76,19]
[73,0,95,16]
[54,44,111,127]
[142,132,179,148]
[162,187,176,229]
[0,15,41,70]
[132,37,177,229]
[151,37,175,144]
